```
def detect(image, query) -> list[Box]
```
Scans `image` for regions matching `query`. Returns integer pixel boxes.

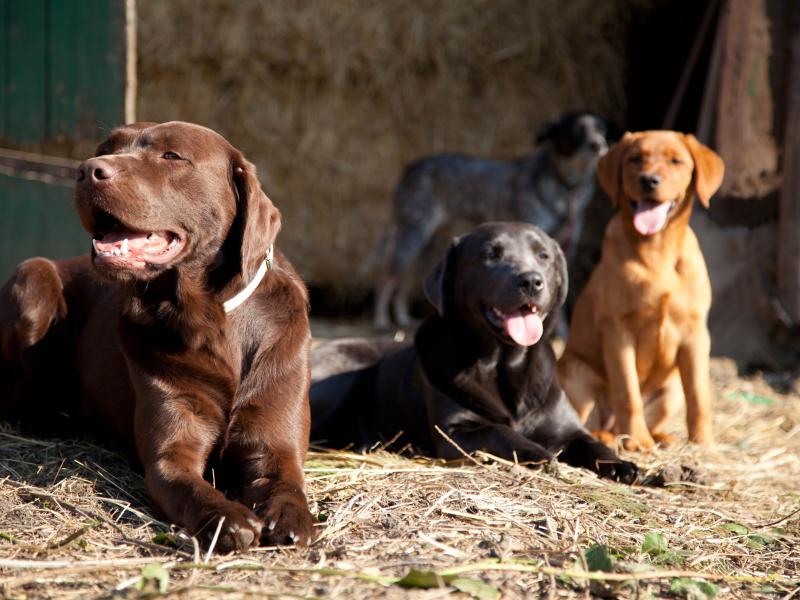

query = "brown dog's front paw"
[591,429,617,447]
[652,432,678,448]
[258,494,316,547]
[196,501,263,554]
[622,435,655,451]
[689,427,714,446]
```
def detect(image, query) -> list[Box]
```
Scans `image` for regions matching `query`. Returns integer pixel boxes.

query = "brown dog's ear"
[231,153,282,281]
[596,132,633,205]
[423,238,459,316]
[682,134,725,207]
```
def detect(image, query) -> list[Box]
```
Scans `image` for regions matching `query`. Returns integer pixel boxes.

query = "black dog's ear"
[535,119,558,145]
[551,236,568,309]
[603,118,623,144]
[423,238,459,316]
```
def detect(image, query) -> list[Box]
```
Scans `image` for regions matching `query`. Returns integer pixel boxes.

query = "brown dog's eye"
[628,154,642,164]
[670,157,682,165]
[162,151,182,160]
[538,251,550,261]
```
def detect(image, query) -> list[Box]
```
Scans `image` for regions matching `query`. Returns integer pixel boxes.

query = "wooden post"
[778,9,800,325]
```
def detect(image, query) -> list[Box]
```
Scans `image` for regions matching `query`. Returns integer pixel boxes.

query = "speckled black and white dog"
[370,111,618,331]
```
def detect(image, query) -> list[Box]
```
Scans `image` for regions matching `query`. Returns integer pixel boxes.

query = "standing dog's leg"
[374,273,400,331]
[378,210,444,330]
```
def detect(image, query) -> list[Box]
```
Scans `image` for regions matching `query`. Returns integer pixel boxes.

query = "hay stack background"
[137,0,636,293]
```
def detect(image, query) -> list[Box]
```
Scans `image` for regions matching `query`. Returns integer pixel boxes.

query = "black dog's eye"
[162,151,182,160]
[486,244,504,261]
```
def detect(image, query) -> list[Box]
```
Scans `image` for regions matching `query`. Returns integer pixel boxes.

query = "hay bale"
[137,0,635,291]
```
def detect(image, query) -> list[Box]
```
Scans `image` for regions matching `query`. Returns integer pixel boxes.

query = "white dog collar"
[223,244,273,313]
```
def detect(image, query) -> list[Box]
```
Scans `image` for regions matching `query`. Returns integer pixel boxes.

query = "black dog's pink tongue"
[504,310,543,346]
[632,199,671,235]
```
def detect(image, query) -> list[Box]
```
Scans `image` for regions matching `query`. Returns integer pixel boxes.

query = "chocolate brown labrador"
[0,122,315,551]
[311,222,639,482]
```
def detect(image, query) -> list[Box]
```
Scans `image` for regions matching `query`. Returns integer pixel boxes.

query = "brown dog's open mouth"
[630,199,676,235]
[92,219,185,270]
[484,303,546,347]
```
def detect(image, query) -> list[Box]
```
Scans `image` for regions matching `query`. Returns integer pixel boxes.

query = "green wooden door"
[0,0,129,281]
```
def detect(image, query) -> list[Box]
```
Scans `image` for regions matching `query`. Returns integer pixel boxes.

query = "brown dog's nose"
[77,158,117,184]
[518,272,544,294]
[639,173,660,192]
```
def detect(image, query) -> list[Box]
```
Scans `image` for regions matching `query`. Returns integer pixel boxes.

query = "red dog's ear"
[681,134,725,207]
[596,132,634,206]
[231,153,281,281]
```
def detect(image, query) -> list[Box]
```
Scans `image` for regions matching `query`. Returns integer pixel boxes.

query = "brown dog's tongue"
[504,310,543,346]
[632,200,671,235]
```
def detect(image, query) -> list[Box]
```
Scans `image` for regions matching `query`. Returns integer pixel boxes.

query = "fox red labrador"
[0,121,315,550]
[558,131,724,450]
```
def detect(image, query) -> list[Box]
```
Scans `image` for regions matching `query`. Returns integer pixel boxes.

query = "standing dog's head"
[74,121,280,285]
[596,130,725,236]
[536,111,620,186]
[423,222,567,347]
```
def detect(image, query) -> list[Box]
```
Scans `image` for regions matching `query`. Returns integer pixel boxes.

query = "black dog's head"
[536,111,620,186]
[423,222,567,347]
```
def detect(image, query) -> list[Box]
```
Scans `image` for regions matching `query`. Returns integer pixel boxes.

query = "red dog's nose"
[77,158,117,183]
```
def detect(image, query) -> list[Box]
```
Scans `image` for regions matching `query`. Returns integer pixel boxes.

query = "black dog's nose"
[518,272,545,294]
[639,173,660,192]
[77,158,117,184]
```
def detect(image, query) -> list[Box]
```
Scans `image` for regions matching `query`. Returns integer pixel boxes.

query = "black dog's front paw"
[596,458,639,484]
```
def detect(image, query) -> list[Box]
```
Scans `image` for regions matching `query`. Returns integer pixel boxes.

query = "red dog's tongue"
[504,310,544,346]
[632,200,671,235]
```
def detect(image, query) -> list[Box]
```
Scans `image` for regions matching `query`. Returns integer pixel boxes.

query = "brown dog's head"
[74,121,280,284]
[423,222,567,347]
[596,131,724,236]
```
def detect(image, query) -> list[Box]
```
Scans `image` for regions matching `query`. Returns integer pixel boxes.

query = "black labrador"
[312,222,638,482]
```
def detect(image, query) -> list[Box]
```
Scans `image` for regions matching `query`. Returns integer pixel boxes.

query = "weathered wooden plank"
[714,0,779,198]
[5,0,47,144]
[0,2,6,136]
[0,173,87,282]
[48,0,127,142]
[777,9,800,324]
